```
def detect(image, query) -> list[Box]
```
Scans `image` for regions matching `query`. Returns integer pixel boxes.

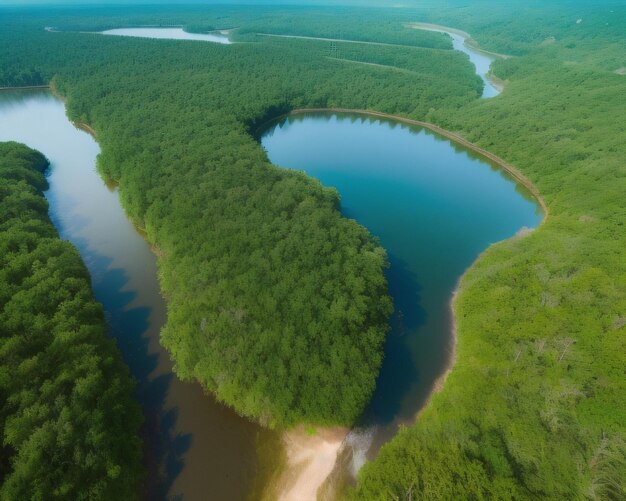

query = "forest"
[0,142,142,499]
[0,1,623,498]
[0,5,484,429]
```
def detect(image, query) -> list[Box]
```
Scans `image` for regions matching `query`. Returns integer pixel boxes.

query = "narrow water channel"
[260,112,543,476]
[410,24,501,98]
[0,89,267,501]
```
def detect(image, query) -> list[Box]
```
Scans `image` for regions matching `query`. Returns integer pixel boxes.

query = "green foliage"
[0,142,142,500]
[353,4,626,500]
[0,2,623,496]
[0,6,483,429]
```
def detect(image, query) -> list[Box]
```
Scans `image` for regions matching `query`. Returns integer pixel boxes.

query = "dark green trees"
[0,142,142,500]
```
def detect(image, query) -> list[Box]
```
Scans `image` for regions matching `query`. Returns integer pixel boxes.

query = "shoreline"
[74,121,97,137]
[266,108,548,217]
[408,22,513,60]
[272,427,349,501]
[407,22,512,94]
[260,107,548,497]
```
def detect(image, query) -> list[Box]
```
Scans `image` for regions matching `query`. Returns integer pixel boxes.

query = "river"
[0,89,270,501]
[260,111,542,487]
[409,23,503,98]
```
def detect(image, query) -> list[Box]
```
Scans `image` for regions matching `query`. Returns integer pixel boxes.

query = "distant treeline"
[0,142,142,499]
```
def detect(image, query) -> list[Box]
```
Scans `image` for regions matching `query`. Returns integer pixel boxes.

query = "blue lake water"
[261,112,542,459]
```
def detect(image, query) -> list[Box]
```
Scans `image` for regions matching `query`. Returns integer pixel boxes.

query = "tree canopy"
[0,142,143,500]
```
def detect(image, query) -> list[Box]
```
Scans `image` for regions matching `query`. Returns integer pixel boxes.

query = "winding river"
[409,23,504,98]
[0,91,541,499]
[0,89,270,500]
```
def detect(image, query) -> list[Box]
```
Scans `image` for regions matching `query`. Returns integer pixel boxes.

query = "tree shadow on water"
[358,252,427,426]
[79,247,191,500]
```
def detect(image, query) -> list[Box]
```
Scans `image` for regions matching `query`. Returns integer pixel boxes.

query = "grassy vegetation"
[353,4,626,499]
[0,142,142,499]
[0,1,623,497]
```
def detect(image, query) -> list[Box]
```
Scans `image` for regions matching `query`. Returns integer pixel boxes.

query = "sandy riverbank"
[273,427,349,501]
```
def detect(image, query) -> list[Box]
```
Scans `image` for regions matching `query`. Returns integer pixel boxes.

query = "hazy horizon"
[1,0,617,8]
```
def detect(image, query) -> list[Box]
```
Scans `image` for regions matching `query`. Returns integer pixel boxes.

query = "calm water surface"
[261,112,542,466]
[101,27,232,44]
[0,90,266,501]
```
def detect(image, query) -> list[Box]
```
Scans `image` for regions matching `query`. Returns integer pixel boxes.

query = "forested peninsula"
[0,2,623,498]
[0,142,142,499]
[0,8,483,429]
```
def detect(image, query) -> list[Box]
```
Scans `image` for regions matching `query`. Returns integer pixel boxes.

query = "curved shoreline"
[408,22,512,95]
[407,22,513,60]
[74,121,97,137]
[268,108,548,217]
[259,107,547,499]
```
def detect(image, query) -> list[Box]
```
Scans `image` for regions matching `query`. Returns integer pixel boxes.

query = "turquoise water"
[261,112,542,456]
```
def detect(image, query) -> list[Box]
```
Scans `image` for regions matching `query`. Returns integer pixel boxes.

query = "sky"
[0,0,611,7]
[0,0,458,6]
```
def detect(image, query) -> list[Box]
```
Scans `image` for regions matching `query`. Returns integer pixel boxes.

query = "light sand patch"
[276,427,349,501]
[615,67,626,75]
[514,226,534,238]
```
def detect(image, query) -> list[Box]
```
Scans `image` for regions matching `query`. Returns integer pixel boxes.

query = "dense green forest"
[351,5,626,501]
[0,1,623,498]
[0,142,142,499]
[0,6,483,429]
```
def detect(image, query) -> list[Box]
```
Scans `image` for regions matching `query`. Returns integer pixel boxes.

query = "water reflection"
[101,27,232,44]
[261,111,542,470]
[0,90,262,501]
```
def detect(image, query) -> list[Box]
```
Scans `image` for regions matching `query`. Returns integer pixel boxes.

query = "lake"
[260,111,542,472]
[101,27,232,44]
